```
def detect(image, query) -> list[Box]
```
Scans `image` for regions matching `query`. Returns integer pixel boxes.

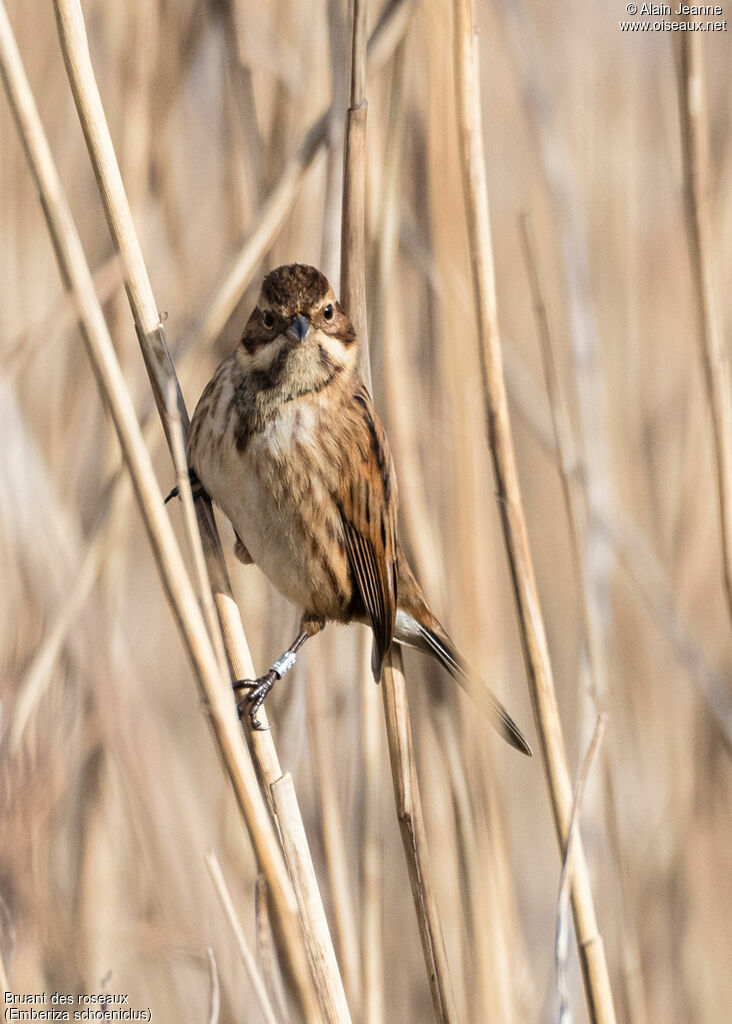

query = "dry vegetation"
[1,1,731,1022]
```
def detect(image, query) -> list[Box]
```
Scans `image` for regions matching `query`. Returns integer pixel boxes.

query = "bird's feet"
[235,670,278,730]
[234,650,297,730]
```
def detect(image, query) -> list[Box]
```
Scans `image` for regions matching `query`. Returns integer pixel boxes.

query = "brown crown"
[261,264,331,312]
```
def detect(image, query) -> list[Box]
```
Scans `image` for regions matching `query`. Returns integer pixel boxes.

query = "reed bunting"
[186,264,531,755]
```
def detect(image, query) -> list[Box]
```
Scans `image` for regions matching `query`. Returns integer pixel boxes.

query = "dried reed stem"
[675,35,732,627]
[206,947,221,1024]
[270,775,351,1023]
[338,6,384,1018]
[555,713,607,1024]
[505,341,732,751]
[0,5,320,1021]
[451,4,616,1023]
[518,213,602,702]
[340,0,370,387]
[8,388,185,758]
[0,949,8,999]
[368,33,408,404]
[189,0,412,361]
[339,6,386,1019]
[340,3,457,1019]
[360,635,384,1024]
[206,852,282,1024]
[306,659,362,1009]
[6,524,101,754]
[381,649,458,1024]
[520,212,650,1024]
[256,876,292,1023]
[167,381,229,679]
[321,0,347,281]
[357,38,414,1024]
[500,0,615,716]
[186,107,329,356]
[3,252,121,372]
[600,511,732,752]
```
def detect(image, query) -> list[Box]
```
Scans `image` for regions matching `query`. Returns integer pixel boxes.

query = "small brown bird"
[187,264,531,755]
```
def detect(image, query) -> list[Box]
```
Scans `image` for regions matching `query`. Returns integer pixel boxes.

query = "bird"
[186,263,531,755]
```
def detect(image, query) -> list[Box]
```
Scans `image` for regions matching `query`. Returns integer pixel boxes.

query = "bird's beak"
[287,315,310,344]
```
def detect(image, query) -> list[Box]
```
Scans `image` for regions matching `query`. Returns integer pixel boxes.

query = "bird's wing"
[337,383,399,680]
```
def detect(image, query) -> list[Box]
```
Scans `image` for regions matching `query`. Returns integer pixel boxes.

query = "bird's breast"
[192,392,353,619]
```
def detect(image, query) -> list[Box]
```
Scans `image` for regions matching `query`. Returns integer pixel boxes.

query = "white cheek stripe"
[316,330,348,364]
[247,333,289,372]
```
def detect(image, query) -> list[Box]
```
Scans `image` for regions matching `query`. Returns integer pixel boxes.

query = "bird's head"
[235,264,358,400]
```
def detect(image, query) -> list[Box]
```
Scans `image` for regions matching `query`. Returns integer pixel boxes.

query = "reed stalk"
[339,3,458,1018]
[186,0,413,360]
[451,2,616,1022]
[360,633,385,1024]
[504,341,732,751]
[381,649,459,1024]
[520,211,650,1024]
[675,34,732,628]
[305,654,362,1010]
[338,10,386,1021]
[339,13,389,1020]
[554,714,607,1024]
[206,852,282,1024]
[340,0,370,388]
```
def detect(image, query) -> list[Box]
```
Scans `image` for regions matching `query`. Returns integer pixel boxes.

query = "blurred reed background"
[1,0,731,1021]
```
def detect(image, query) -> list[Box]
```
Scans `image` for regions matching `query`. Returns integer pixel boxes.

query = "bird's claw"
[234,669,280,730]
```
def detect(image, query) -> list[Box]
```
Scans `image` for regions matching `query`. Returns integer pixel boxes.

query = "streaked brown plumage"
[187,263,531,755]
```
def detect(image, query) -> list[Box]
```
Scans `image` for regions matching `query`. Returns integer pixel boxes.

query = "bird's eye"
[323,303,334,321]
[262,310,275,329]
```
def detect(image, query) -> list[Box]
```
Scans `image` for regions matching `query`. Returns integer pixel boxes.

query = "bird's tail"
[394,607,533,757]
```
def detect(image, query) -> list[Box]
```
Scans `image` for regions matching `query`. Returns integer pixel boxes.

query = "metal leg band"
[271,650,297,679]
